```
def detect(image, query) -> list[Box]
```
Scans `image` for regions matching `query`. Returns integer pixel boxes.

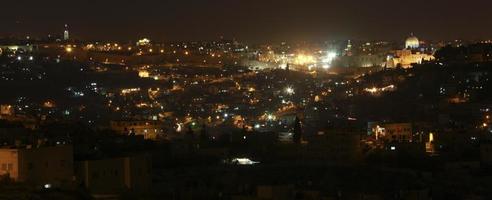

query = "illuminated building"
[364,84,396,96]
[405,34,419,49]
[228,158,260,165]
[321,51,337,69]
[0,145,73,187]
[0,105,13,115]
[386,50,435,68]
[120,88,141,95]
[425,132,436,154]
[344,40,353,56]
[369,122,413,142]
[386,35,435,68]
[138,70,150,78]
[63,24,69,41]
[110,120,165,140]
[294,54,316,65]
[0,45,34,52]
[136,38,151,46]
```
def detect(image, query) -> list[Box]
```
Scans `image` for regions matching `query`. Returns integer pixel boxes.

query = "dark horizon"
[2,0,492,42]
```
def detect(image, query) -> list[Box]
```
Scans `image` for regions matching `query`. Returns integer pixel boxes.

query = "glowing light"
[279,63,287,69]
[294,54,316,65]
[364,85,396,94]
[320,51,337,69]
[323,52,337,63]
[138,70,150,78]
[285,87,294,95]
[231,158,259,165]
[121,88,140,95]
[137,38,151,46]
[43,100,56,108]
[176,123,182,132]
[365,87,378,93]
[65,47,73,53]
[426,132,435,154]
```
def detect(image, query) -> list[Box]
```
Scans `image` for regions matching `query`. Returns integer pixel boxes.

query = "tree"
[293,116,302,144]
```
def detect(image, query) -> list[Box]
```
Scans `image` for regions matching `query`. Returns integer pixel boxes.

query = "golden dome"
[405,36,419,49]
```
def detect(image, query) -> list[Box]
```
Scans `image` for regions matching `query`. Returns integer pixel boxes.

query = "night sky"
[2,0,492,42]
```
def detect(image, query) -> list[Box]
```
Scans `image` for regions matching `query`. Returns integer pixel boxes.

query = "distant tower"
[63,24,69,41]
[344,40,353,56]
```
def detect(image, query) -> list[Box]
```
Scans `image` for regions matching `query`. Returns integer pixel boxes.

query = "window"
[7,164,12,171]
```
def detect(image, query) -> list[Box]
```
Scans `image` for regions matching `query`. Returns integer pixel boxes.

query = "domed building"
[405,35,420,49]
[386,34,434,68]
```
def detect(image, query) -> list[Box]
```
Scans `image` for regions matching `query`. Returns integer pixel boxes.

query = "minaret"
[344,40,352,56]
[63,24,69,41]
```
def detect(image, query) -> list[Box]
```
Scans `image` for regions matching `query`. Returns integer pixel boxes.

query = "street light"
[285,87,294,95]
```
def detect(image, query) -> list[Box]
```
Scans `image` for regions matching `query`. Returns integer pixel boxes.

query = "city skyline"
[1,1,492,199]
[3,0,492,42]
